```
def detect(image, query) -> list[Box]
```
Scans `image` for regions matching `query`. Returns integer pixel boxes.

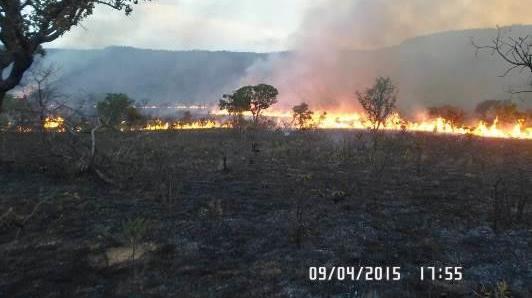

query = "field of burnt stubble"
[0,129,531,297]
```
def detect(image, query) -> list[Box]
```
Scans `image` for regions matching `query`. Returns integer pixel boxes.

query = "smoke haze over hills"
[35,26,532,115]
[242,26,532,114]
[41,47,264,105]
[36,0,532,114]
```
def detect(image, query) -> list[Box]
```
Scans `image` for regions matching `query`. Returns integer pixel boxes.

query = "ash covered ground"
[0,130,531,297]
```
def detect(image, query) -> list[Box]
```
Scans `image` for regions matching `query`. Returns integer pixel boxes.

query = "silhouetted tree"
[356,76,397,131]
[181,110,193,124]
[0,63,61,131]
[356,76,398,171]
[473,27,532,93]
[427,105,466,128]
[475,99,501,120]
[248,84,278,125]
[219,89,249,128]
[24,63,62,131]
[475,99,523,124]
[96,93,141,128]
[292,102,314,129]
[0,0,147,111]
[219,84,278,127]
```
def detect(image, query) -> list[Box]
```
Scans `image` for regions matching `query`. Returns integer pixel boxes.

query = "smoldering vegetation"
[0,129,530,297]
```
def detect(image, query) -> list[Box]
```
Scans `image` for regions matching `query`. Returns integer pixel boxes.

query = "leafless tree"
[473,27,532,93]
[23,63,64,130]
[427,105,466,128]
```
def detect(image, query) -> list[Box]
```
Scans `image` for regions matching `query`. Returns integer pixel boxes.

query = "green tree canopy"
[219,89,250,115]
[249,84,278,124]
[96,93,142,128]
[219,84,278,125]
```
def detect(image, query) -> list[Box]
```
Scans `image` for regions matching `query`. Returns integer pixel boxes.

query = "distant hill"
[392,26,532,110]
[34,25,532,110]
[41,47,267,105]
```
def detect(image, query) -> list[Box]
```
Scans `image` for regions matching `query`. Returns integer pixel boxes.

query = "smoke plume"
[242,0,532,114]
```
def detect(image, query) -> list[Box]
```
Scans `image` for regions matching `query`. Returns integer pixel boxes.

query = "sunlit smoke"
[240,0,532,112]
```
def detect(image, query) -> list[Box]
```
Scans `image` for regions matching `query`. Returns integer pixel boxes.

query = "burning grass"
[35,109,532,140]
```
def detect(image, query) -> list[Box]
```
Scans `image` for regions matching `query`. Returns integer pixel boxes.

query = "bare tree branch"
[473,27,532,95]
[472,27,532,77]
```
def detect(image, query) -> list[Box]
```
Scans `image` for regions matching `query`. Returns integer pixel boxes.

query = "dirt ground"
[0,130,531,297]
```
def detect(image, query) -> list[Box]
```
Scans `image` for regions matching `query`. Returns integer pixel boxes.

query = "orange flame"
[41,111,531,140]
[142,119,222,131]
[311,112,532,139]
[43,116,65,131]
[211,110,532,139]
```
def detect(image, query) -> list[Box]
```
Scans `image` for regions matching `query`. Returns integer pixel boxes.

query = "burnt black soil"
[0,130,531,297]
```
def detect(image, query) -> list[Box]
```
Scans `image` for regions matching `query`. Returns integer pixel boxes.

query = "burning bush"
[475,100,524,125]
[292,102,314,130]
[427,105,466,128]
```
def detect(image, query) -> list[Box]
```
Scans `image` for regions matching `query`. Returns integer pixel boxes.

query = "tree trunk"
[0,91,5,114]
[0,53,35,113]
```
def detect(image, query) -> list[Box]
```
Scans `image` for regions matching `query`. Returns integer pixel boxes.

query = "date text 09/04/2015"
[308,266,463,281]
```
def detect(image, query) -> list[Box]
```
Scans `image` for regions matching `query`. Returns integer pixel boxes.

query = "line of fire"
[13,104,532,140]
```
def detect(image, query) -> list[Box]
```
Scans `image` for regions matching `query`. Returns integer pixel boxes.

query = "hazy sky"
[48,0,311,52]
[48,0,532,52]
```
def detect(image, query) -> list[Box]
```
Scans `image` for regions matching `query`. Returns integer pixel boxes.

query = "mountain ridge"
[35,25,532,109]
